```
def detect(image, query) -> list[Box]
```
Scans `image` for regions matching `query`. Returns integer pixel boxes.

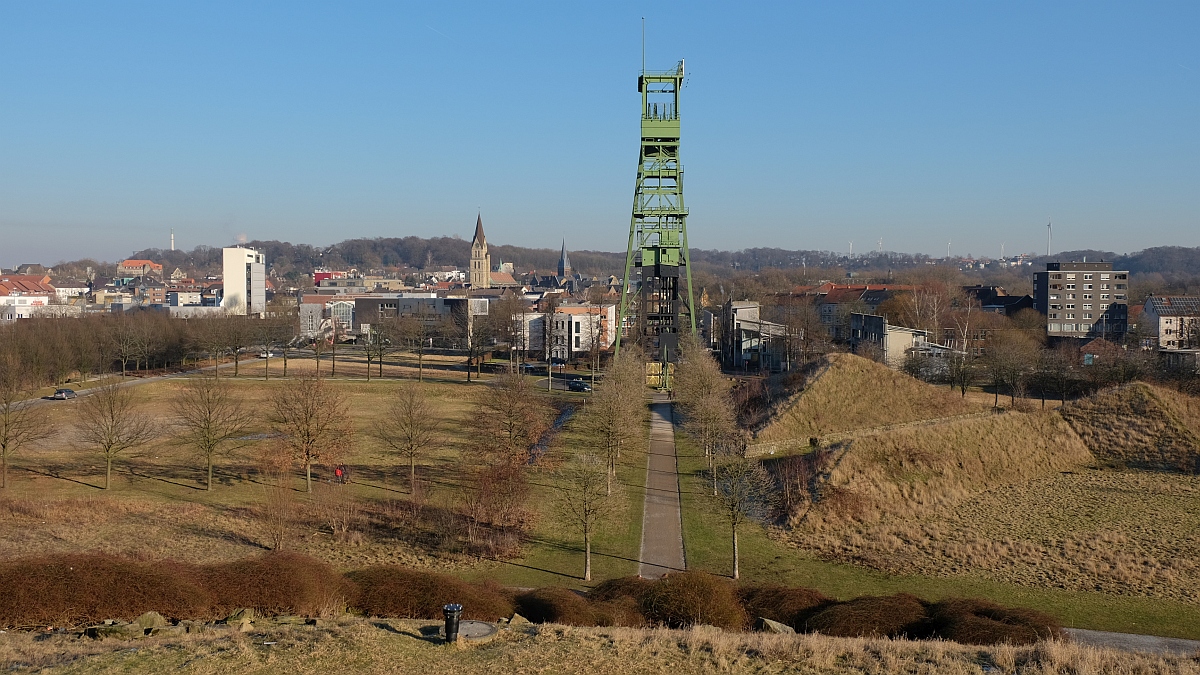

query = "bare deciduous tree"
[557,453,619,581]
[373,384,442,493]
[712,447,776,580]
[472,374,553,463]
[76,380,156,489]
[269,376,353,492]
[0,355,54,489]
[171,376,254,491]
[583,348,645,494]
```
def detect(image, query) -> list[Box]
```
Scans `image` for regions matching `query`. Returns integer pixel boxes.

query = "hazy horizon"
[2,2,1197,265]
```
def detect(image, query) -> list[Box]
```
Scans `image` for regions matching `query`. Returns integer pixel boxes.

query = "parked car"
[568,380,592,392]
[53,388,77,400]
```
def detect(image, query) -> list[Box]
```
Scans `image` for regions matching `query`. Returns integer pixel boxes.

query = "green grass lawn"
[674,433,1200,640]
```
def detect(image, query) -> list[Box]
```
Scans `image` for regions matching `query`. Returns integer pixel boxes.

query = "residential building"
[221,247,266,316]
[546,303,617,362]
[167,291,202,306]
[962,285,1035,316]
[719,300,788,371]
[1033,261,1129,340]
[116,259,163,278]
[1142,296,1200,350]
[469,215,491,289]
[849,313,930,368]
[0,295,51,321]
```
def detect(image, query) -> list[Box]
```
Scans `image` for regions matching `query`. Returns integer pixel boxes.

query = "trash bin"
[443,603,463,643]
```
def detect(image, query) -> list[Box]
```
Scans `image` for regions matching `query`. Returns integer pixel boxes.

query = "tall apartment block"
[221,247,266,316]
[1033,261,1129,340]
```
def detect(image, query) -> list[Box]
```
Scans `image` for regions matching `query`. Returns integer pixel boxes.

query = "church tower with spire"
[557,239,572,278]
[469,215,491,288]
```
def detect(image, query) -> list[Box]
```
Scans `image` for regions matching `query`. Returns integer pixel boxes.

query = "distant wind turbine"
[1047,218,1053,256]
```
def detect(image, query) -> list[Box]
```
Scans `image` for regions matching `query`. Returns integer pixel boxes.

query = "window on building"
[1084,313,1093,319]
[1066,274,1076,279]
[574,335,580,349]
[1101,294,1110,299]
[1066,304,1075,309]
[1050,304,1061,310]
[1049,313,1058,319]
[1100,303,1109,310]
[1084,274,1093,280]
[1083,294,1092,299]
[1067,293,1076,299]
[1115,294,1126,300]
[574,322,580,334]
[1083,304,1092,310]
[1101,274,1110,280]
[1066,313,1075,319]
[1049,294,1060,300]
[1051,273,1062,279]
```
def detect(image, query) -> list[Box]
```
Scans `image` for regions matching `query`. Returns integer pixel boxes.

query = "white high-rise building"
[222,247,266,316]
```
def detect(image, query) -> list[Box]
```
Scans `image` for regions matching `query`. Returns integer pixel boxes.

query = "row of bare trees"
[673,335,775,580]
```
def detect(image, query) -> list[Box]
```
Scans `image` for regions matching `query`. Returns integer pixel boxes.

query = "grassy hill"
[755,353,981,444]
[799,411,1093,529]
[1059,383,1200,473]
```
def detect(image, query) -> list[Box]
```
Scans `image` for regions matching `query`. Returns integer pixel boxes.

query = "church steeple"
[469,214,491,288]
[558,239,572,278]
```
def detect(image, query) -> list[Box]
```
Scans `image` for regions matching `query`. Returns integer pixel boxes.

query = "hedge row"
[0,555,1062,645]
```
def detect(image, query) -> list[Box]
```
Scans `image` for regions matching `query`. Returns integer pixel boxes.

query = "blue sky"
[1,2,1197,265]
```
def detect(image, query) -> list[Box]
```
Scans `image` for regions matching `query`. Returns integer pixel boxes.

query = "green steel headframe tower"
[615,59,696,389]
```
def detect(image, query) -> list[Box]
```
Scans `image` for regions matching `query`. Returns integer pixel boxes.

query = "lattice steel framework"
[615,60,696,389]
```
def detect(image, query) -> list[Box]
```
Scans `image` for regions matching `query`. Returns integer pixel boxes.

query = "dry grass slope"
[3,619,1198,675]
[800,411,1093,529]
[757,353,981,443]
[1060,383,1200,473]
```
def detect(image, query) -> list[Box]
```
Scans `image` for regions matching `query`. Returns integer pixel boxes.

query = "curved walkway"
[637,393,686,579]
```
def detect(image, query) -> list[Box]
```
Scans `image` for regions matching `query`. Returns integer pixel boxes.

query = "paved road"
[1065,628,1200,656]
[638,394,686,579]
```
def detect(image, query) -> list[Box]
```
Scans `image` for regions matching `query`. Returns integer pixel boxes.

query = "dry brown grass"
[1060,383,1200,473]
[786,468,1200,604]
[0,376,487,571]
[757,353,982,443]
[2,618,1197,674]
[795,411,1093,529]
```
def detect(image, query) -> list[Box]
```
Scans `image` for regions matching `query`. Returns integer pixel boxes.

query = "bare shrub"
[640,571,747,630]
[925,598,1063,645]
[311,480,359,544]
[515,587,598,626]
[588,575,655,603]
[738,585,831,630]
[258,443,297,551]
[347,566,514,621]
[804,593,927,638]
[0,554,209,627]
[202,552,352,619]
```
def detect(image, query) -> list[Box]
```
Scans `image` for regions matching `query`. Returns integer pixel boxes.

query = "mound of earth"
[797,411,1093,529]
[756,353,980,443]
[1059,383,1200,473]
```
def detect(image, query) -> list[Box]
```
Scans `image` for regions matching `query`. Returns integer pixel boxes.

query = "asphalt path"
[1065,628,1200,656]
[637,394,686,579]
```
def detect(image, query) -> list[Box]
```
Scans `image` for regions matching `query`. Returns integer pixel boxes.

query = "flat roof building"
[1033,261,1129,341]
